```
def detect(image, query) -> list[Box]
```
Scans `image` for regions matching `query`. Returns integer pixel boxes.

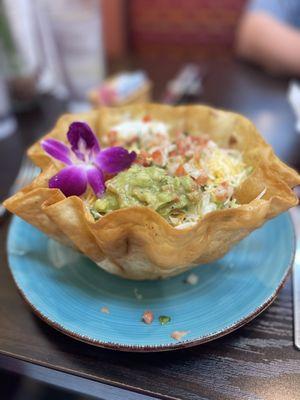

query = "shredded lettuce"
[105,119,253,227]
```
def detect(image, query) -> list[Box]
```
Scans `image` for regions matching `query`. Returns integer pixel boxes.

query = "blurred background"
[0,0,244,113]
[0,0,299,149]
[1,0,300,398]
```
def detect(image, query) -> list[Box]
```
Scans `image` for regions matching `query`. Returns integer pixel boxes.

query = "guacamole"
[93,164,201,222]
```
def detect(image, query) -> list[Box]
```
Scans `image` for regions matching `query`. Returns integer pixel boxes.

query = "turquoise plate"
[7,214,295,352]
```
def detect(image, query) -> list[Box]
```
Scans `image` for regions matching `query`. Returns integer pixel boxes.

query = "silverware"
[291,206,300,349]
[0,155,40,218]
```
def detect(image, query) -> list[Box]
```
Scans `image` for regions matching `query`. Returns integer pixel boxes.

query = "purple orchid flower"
[41,122,136,197]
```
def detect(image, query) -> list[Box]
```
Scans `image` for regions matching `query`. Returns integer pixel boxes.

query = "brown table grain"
[0,59,300,400]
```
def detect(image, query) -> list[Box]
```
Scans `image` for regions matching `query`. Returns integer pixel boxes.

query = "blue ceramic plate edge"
[6,213,296,352]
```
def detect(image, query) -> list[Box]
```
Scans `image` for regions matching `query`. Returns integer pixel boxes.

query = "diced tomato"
[175,164,186,176]
[176,136,194,157]
[169,150,177,157]
[107,130,119,146]
[214,187,227,202]
[171,330,189,340]
[193,152,200,162]
[151,150,163,166]
[214,182,233,202]
[127,135,138,145]
[175,131,183,139]
[195,170,208,186]
[108,130,117,140]
[192,135,209,146]
[135,150,152,166]
[142,310,154,324]
[142,115,151,123]
[176,141,186,155]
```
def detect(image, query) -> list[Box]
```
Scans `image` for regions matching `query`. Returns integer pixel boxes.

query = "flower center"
[71,137,97,166]
[78,138,88,160]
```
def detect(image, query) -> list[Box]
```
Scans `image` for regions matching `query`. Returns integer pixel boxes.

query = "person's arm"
[235,12,300,76]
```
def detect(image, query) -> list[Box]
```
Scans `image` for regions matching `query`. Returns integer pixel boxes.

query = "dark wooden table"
[1,59,300,400]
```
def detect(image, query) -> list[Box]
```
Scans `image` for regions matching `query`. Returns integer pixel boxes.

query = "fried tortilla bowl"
[4,104,300,280]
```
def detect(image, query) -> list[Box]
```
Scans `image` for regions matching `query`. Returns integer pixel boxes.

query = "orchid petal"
[41,138,72,165]
[67,122,100,159]
[49,165,87,197]
[95,147,136,174]
[86,166,105,197]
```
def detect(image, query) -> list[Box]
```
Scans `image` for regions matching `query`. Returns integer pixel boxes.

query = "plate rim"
[7,214,296,352]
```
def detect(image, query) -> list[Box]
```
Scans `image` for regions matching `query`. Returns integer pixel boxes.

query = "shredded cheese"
[106,117,252,227]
